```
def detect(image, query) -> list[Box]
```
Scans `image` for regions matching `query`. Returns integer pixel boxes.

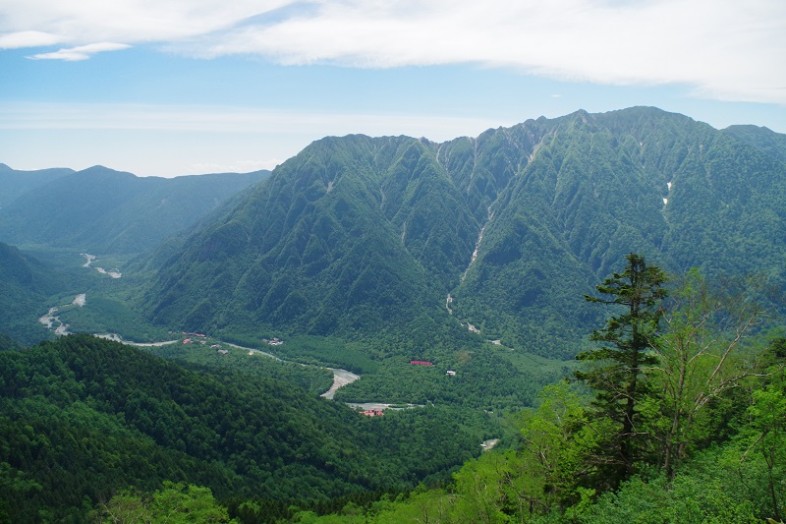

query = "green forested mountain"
[3,107,786,522]
[724,124,786,163]
[144,107,786,358]
[146,135,478,342]
[0,165,269,254]
[0,242,62,345]
[0,335,481,522]
[0,163,73,209]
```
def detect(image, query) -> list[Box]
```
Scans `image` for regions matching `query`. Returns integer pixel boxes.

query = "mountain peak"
[77,165,137,178]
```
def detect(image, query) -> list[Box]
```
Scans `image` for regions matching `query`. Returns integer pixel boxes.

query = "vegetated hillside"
[450,108,786,354]
[723,124,786,163]
[0,242,61,345]
[147,135,479,342]
[0,163,73,209]
[0,334,481,522]
[144,107,786,358]
[0,165,270,254]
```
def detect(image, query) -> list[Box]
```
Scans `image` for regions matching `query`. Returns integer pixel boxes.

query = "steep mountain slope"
[137,107,786,356]
[148,135,480,339]
[450,108,786,352]
[0,165,269,253]
[0,242,61,344]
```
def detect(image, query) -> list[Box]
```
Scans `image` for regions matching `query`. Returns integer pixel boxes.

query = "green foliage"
[334,346,568,411]
[516,382,608,513]
[0,242,62,345]
[146,340,335,397]
[58,295,171,342]
[0,335,484,521]
[99,481,235,523]
[294,264,784,524]
[135,107,786,363]
[145,135,469,346]
[576,253,668,482]
[643,268,760,478]
[573,472,759,524]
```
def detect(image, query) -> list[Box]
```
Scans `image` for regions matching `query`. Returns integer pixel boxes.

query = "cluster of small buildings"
[360,409,385,417]
[180,334,230,356]
[410,360,457,377]
[182,332,208,345]
[264,337,284,346]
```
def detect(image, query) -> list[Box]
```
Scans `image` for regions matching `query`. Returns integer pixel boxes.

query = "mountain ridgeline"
[145,107,786,357]
[0,165,269,254]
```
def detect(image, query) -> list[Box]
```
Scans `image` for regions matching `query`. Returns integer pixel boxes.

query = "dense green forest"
[3,258,785,522]
[0,335,487,522]
[142,107,786,359]
[0,242,65,345]
[256,257,786,523]
[2,108,786,522]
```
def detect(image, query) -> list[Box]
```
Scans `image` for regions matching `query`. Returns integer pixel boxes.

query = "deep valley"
[2,106,786,522]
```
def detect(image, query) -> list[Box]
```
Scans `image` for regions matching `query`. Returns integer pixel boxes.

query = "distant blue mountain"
[0,164,270,253]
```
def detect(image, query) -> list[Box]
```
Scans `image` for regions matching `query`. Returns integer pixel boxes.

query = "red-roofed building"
[410,360,433,366]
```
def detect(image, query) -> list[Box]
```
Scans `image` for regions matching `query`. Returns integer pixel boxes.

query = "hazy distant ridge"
[0,165,270,253]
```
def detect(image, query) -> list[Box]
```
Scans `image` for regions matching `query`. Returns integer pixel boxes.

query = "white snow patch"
[72,293,86,307]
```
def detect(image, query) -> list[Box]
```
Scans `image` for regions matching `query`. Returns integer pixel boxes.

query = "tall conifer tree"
[577,253,667,482]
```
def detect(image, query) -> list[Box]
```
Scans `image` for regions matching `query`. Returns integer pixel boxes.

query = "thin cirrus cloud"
[1,0,785,104]
[0,102,500,140]
[27,42,131,61]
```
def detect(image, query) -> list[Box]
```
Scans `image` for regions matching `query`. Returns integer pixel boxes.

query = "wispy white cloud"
[0,101,502,140]
[28,42,131,61]
[2,0,785,104]
[0,101,507,176]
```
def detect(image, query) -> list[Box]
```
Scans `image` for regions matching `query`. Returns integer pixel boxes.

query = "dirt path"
[226,343,282,361]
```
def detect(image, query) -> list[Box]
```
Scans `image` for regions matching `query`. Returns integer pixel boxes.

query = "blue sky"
[1,0,785,177]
